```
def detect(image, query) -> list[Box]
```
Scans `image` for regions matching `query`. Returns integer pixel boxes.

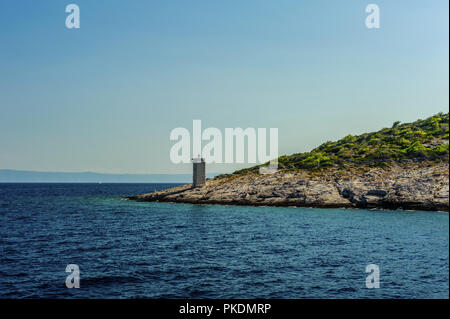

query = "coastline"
[126,162,449,212]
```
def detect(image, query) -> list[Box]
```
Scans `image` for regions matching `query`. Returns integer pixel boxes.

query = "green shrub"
[220,112,449,177]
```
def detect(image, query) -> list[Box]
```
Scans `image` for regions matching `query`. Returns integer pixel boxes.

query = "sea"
[0,183,448,298]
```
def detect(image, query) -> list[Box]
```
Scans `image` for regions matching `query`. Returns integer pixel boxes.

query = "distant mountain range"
[0,169,217,183]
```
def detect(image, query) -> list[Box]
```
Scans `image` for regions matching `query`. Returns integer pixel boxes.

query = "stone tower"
[192,157,206,187]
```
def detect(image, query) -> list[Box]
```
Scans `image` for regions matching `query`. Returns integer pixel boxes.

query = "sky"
[0,0,448,174]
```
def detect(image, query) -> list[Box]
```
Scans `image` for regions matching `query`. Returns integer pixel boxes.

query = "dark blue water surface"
[0,183,448,298]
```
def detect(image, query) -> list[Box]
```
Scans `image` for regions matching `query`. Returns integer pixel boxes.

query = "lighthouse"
[192,157,206,187]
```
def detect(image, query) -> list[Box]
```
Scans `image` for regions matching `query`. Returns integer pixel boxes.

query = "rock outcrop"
[126,162,449,211]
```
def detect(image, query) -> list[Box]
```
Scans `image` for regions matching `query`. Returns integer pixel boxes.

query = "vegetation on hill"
[223,112,449,177]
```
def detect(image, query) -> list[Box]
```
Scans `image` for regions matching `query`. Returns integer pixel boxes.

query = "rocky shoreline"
[126,162,449,212]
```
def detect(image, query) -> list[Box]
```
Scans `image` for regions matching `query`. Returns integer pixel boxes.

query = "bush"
[225,112,449,176]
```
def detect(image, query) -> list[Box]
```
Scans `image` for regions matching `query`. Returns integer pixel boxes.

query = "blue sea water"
[0,183,448,299]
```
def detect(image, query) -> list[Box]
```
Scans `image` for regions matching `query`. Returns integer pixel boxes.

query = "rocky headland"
[126,162,448,211]
[127,113,449,211]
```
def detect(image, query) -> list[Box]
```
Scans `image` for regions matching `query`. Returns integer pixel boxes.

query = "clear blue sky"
[0,0,448,174]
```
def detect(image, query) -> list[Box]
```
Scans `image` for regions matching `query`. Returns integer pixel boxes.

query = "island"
[126,113,449,211]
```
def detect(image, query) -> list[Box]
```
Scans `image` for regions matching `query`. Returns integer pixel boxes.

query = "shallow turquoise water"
[0,183,448,298]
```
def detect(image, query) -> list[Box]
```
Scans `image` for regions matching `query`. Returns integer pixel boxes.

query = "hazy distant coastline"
[0,169,217,183]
